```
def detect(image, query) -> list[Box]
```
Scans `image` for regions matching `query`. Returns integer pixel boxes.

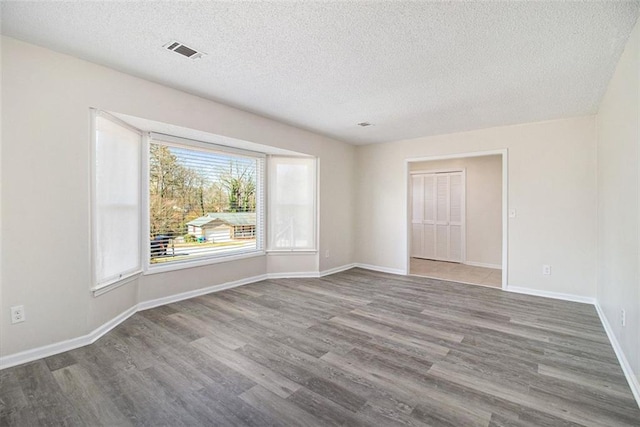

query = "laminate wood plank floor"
[1,268,638,426]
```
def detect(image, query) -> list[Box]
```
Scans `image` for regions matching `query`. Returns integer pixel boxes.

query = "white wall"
[356,116,597,298]
[0,36,355,357]
[410,155,502,267]
[596,18,640,384]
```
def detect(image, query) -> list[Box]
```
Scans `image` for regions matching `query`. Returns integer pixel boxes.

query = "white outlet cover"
[10,305,25,324]
[509,208,517,218]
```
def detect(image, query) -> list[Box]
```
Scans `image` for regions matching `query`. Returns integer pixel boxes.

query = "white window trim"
[90,109,143,296]
[149,132,267,159]
[144,133,266,274]
[316,157,320,253]
[144,250,266,275]
[141,132,151,272]
[92,271,142,297]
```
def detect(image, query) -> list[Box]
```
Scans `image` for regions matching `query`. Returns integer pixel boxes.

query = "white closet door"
[411,171,464,263]
[448,173,463,262]
[410,175,424,257]
[435,174,450,259]
[422,175,436,258]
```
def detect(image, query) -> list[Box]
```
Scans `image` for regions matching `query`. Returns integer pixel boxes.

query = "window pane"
[149,140,263,265]
[269,157,317,250]
[95,115,141,284]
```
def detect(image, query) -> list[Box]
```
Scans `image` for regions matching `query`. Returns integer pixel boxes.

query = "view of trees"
[149,144,256,238]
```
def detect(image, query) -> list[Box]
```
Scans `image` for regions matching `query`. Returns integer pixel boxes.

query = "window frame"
[143,133,266,274]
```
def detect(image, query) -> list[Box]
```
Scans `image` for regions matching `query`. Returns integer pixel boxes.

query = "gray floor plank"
[191,337,302,398]
[239,385,324,427]
[51,364,131,426]
[0,268,638,426]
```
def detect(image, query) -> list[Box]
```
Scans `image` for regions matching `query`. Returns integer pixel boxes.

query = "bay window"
[92,110,317,289]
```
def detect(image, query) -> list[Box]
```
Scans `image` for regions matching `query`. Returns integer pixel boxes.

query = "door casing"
[404,149,508,290]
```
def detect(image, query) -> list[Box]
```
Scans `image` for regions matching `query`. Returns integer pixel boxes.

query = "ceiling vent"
[163,41,205,60]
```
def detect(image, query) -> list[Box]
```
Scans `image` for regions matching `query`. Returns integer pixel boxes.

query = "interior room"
[1,2,640,426]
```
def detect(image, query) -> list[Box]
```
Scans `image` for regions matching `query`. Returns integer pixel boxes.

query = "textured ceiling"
[2,1,639,145]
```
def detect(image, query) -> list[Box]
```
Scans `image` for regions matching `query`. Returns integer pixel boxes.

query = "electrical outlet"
[325,250,330,258]
[621,309,626,327]
[10,305,25,324]
[542,265,551,275]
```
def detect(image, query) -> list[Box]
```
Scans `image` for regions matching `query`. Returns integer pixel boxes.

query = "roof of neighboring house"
[186,212,256,227]
[186,217,220,227]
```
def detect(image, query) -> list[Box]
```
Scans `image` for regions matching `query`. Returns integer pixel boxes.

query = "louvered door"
[411,171,464,262]
[410,175,424,257]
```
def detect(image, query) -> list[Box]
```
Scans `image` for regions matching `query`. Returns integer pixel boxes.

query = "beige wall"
[596,18,640,383]
[410,155,502,267]
[356,116,597,297]
[0,36,356,357]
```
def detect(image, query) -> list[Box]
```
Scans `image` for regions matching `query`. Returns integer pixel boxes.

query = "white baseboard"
[320,263,356,277]
[595,303,640,407]
[463,261,502,270]
[0,273,275,370]
[0,267,360,371]
[138,274,268,311]
[89,305,139,343]
[266,264,357,280]
[506,286,596,305]
[502,286,639,407]
[354,263,405,275]
[0,305,138,370]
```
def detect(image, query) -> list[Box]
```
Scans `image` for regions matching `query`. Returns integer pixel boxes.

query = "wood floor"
[410,258,503,288]
[1,268,638,426]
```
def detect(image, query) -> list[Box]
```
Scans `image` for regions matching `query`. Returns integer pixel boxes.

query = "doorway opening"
[406,150,507,289]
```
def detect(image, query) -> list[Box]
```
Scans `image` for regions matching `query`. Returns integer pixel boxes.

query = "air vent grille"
[163,40,205,60]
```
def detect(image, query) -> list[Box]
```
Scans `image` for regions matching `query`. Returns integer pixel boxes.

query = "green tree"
[149,146,257,239]
[221,161,256,212]
[149,145,198,237]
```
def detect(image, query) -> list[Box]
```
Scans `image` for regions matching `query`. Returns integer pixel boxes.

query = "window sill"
[144,250,266,275]
[266,249,318,255]
[92,271,142,297]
